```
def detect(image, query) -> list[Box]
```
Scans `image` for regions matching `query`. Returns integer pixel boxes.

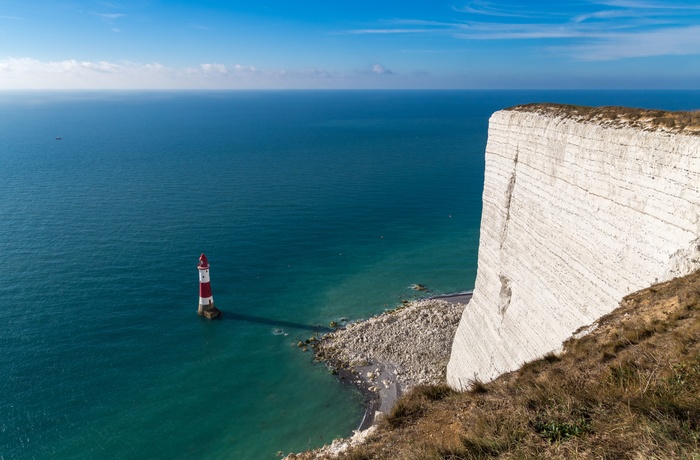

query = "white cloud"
[0,57,438,89]
[0,58,180,89]
[187,63,261,78]
[372,64,394,75]
[199,63,229,74]
[0,58,362,89]
[234,64,257,72]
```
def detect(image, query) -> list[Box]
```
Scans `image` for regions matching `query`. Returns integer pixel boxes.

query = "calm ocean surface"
[2,90,699,459]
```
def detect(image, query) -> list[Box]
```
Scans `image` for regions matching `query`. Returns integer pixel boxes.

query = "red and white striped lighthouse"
[198,253,221,319]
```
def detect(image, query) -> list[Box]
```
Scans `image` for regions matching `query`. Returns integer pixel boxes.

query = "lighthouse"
[198,253,221,319]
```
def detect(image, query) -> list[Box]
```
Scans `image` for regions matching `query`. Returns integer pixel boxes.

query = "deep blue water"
[1,90,699,459]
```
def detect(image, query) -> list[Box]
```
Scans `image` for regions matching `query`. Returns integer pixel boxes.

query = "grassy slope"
[338,270,700,459]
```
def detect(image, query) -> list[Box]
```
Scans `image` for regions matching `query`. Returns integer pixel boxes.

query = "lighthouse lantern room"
[198,253,221,319]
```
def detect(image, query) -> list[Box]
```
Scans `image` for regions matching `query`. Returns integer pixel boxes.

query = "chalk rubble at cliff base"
[316,298,466,389]
[285,298,466,460]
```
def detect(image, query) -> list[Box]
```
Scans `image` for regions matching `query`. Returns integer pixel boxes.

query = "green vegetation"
[333,270,700,459]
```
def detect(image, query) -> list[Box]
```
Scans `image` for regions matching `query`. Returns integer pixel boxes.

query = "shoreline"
[345,291,473,430]
[291,291,472,458]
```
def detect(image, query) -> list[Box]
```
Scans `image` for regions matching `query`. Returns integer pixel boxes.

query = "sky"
[1,0,699,89]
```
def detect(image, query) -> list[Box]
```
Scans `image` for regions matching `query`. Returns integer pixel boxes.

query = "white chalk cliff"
[447,104,700,390]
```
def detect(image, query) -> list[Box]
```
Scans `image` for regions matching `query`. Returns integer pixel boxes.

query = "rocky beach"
[286,293,471,459]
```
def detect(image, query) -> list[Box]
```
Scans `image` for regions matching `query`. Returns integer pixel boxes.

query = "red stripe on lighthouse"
[200,282,212,298]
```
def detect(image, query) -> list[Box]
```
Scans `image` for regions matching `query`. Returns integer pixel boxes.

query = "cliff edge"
[447,104,700,389]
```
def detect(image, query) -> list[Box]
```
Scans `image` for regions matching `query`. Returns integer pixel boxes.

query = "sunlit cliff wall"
[447,104,700,390]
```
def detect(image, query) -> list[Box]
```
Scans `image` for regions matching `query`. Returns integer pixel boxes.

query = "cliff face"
[447,105,700,390]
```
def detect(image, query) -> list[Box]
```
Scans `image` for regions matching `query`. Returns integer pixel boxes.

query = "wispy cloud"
[343,19,459,35]
[347,1,700,60]
[99,2,124,8]
[572,9,637,24]
[556,25,700,60]
[452,0,563,19]
[93,11,126,29]
[95,13,126,20]
[591,0,700,9]
[347,28,435,35]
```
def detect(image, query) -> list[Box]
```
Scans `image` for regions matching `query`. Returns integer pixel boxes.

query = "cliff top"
[507,103,700,135]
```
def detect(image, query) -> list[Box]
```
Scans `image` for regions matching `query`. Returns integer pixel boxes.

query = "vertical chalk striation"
[447,104,700,390]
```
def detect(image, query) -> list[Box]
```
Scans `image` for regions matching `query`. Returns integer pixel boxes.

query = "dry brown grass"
[507,103,700,135]
[336,270,700,459]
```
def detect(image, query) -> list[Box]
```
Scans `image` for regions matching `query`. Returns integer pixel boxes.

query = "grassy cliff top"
[311,269,700,459]
[507,103,700,135]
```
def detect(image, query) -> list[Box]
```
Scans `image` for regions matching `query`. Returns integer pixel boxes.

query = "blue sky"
[1,0,699,89]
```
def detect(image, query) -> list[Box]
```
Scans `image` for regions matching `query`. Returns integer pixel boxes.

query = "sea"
[2,90,700,459]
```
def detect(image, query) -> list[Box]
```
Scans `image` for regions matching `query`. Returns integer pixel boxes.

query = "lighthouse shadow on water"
[198,254,331,332]
[222,312,333,333]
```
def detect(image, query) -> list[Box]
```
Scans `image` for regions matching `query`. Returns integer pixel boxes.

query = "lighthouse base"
[201,308,222,319]
[198,304,222,320]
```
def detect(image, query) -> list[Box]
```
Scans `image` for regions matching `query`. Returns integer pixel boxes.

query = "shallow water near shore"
[2,90,700,459]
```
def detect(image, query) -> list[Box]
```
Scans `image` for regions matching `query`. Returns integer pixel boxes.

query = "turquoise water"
[2,90,699,459]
